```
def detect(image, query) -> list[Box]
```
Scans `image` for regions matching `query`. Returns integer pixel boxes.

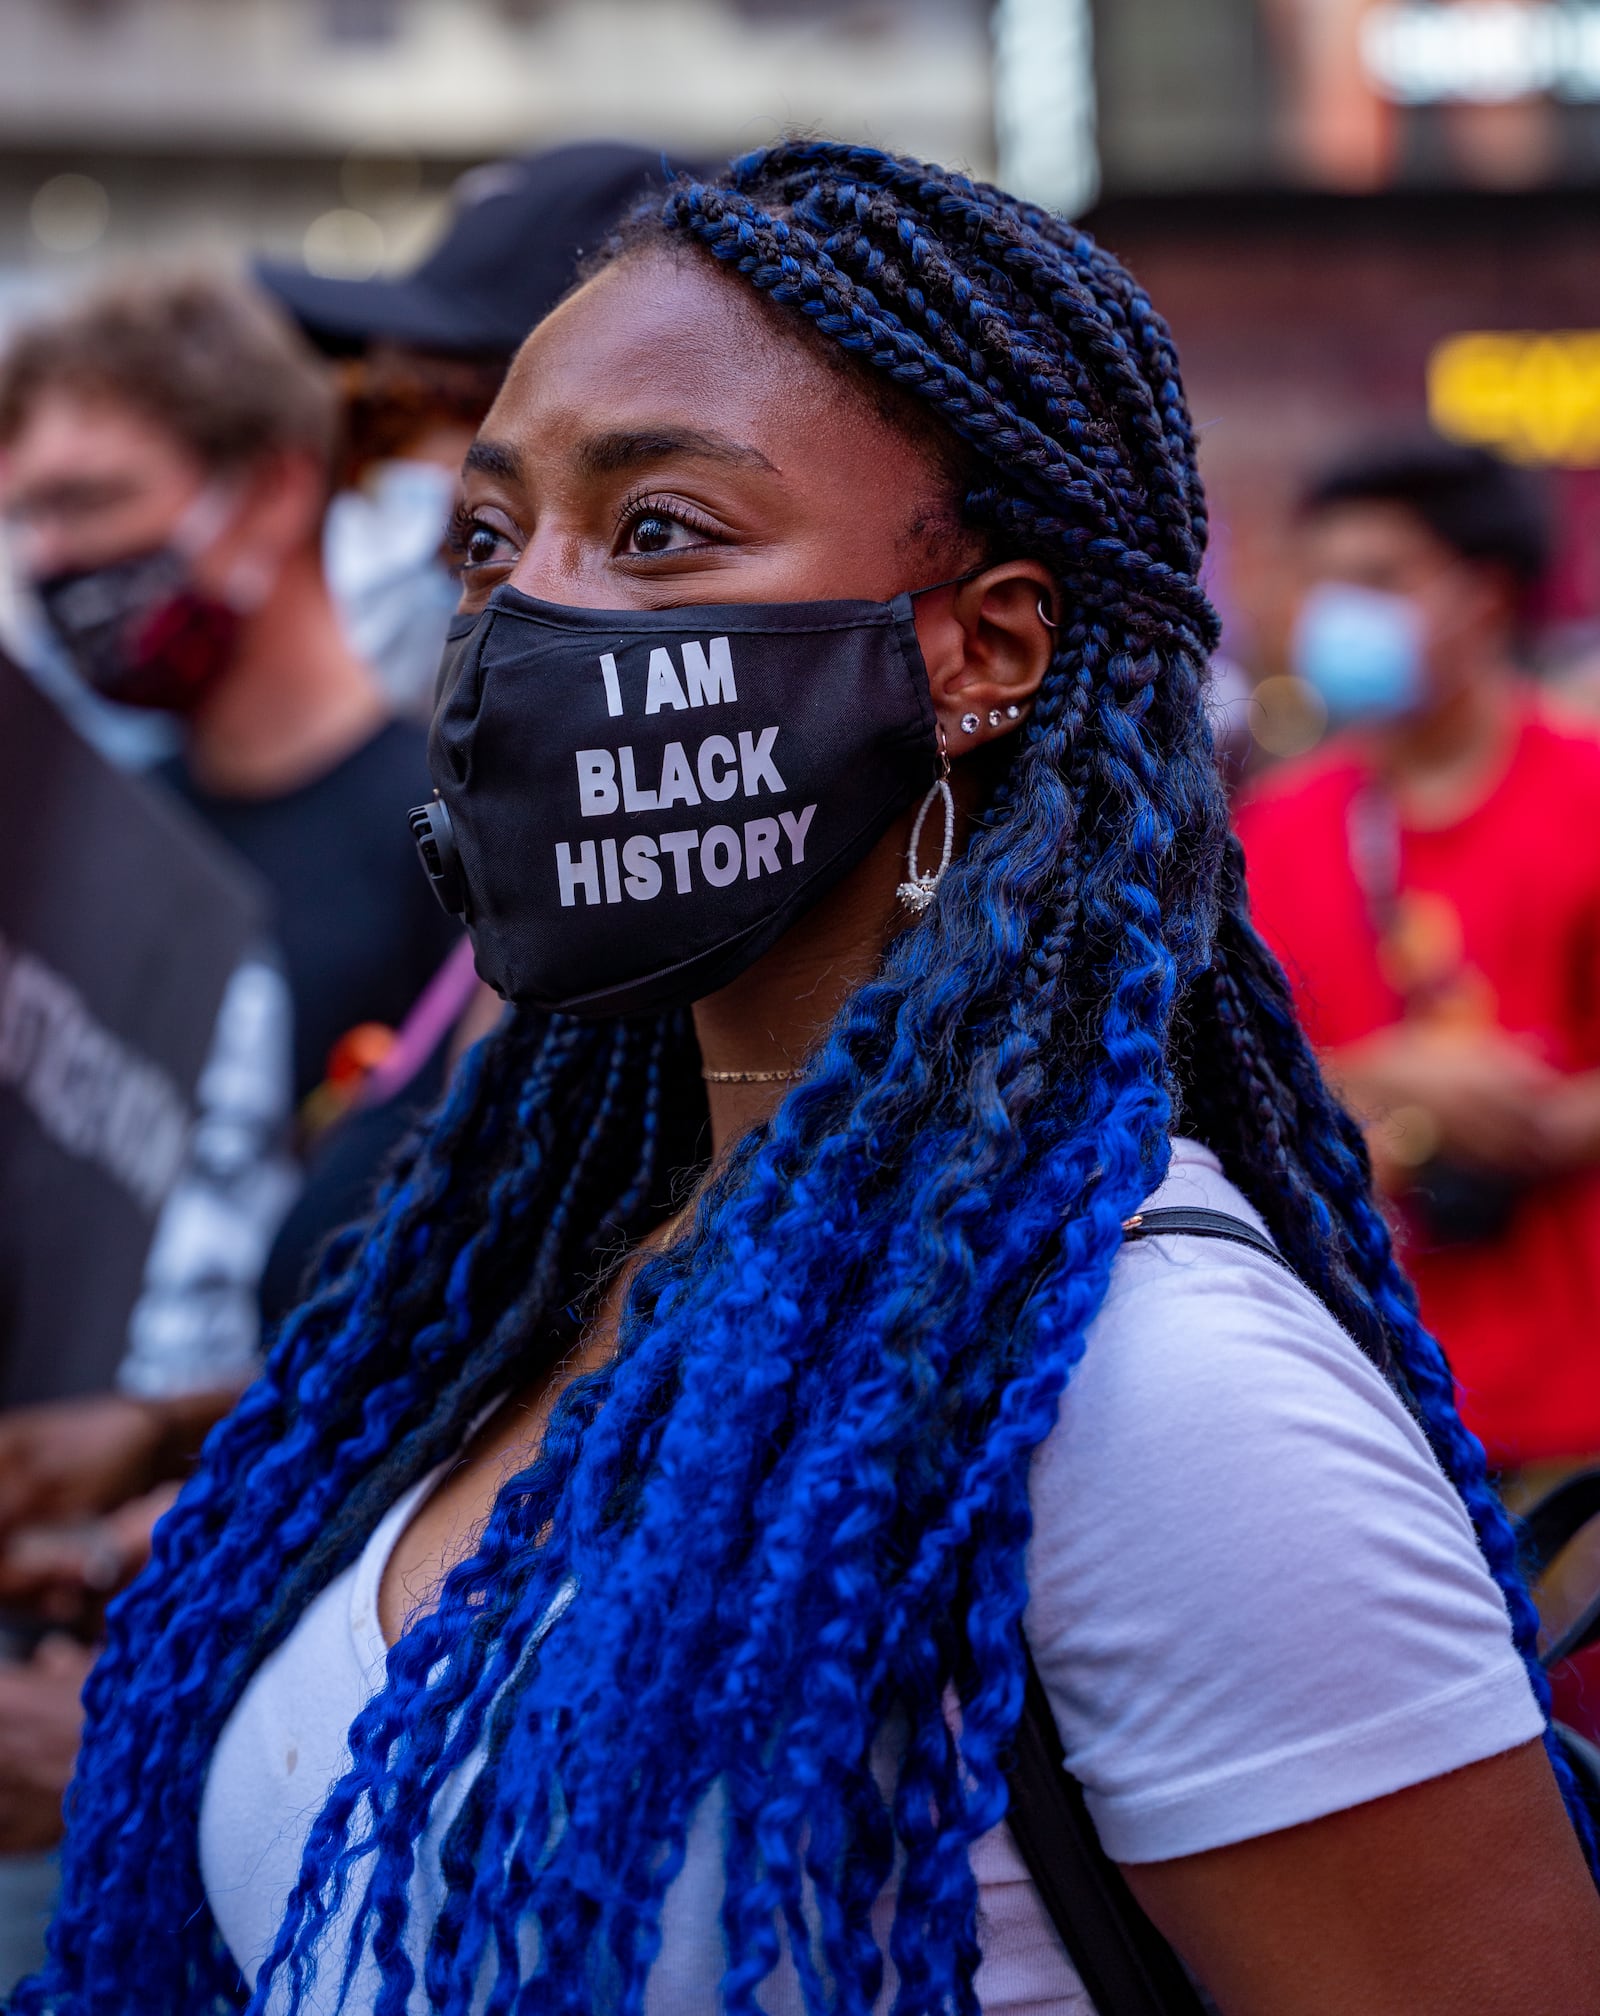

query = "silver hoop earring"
[1037,597,1059,631]
[898,728,954,913]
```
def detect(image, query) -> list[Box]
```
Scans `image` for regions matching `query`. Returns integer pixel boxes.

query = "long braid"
[1178,862,1598,1858]
[21,143,1592,2016]
[31,1009,703,2014]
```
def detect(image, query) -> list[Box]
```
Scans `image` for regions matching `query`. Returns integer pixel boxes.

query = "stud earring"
[988,708,1003,728]
[960,711,980,735]
[898,725,954,913]
[1037,597,1059,630]
[1006,703,1022,720]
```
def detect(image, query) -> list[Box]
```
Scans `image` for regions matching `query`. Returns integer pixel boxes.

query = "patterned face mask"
[30,486,255,717]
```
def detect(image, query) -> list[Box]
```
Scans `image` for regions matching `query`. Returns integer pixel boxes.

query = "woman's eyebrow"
[463,438,523,482]
[573,427,778,479]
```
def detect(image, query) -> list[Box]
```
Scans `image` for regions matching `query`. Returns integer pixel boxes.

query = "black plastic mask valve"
[408,795,468,917]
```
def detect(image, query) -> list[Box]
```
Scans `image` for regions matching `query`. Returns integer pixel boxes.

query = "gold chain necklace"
[700,1067,803,1084]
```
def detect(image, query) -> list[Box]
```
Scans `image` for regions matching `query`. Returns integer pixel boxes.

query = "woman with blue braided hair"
[17,142,1600,2016]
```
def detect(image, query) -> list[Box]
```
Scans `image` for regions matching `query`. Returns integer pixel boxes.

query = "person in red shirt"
[1236,439,1600,1474]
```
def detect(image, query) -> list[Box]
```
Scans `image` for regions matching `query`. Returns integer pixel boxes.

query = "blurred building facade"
[0,0,992,312]
[1085,0,1600,689]
[6,0,1600,688]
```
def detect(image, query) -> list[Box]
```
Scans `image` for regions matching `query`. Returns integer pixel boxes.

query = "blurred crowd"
[0,139,686,1981]
[3,131,1600,1990]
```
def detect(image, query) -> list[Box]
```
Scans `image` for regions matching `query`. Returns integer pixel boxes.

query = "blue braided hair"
[19,141,1595,2016]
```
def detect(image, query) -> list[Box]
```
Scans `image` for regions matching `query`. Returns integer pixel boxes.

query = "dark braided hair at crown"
[20,141,1594,2016]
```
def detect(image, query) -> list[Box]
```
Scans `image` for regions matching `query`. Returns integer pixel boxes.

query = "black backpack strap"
[1008,1644,1211,2016]
[1120,1204,1294,1273]
[1004,1208,1283,2014]
[1517,1467,1600,1586]
[1513,1466,1600,1668]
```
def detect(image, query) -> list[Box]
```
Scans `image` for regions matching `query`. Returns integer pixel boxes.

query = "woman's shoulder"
[1033,1141,1463,1548]
[1046,1140,1405,1457]
[1022,1140,1542,1866]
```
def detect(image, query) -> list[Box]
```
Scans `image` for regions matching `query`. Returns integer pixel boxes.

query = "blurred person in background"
[267,140,694,719]
[0,270,460,1117]
[0,272,453,1914]
[254,141,694,1311]
[1236,440,1600,1484]
[319,346,501,715]
[0,149,690,1912]
[0,149,691,1550]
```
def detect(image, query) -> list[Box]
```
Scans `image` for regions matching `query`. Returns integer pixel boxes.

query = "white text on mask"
[555,809,817,906]
[574,729,785,815]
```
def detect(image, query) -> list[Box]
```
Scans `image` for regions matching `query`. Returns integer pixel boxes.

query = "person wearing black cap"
[260,142,693,716]
[260,141,676,357]
[251,142,704,1315]
[1237,438,1600,1488]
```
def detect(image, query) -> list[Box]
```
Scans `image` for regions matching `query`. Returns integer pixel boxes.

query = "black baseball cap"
[257,140,695,360]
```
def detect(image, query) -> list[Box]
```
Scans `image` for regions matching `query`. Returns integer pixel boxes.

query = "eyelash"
[447,503,506,568]
[445,492,724,569]
[615,488,721,552]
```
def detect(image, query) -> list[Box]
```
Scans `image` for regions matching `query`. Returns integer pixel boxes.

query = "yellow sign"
[1428,331,1600,467]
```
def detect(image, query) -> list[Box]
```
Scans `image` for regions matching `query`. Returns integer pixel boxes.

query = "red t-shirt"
[1235,704,1600,1466]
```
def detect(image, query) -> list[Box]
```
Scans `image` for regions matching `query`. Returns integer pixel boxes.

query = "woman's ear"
[912,560,1060,759]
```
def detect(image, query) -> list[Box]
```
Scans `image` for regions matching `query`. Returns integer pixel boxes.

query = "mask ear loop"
[171,482,235,560]
[174,479,277,612]
[897,722,955,914]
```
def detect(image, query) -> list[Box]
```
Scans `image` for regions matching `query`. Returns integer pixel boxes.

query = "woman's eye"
[628,512,687,555]
[449,507,519,572]
[464,523,509,568]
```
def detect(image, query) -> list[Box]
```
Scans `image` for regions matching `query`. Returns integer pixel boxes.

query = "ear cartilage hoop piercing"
[959,711,980,735]
[1037,597,1059,630]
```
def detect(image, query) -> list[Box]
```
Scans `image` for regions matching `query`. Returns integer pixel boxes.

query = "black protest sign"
[0,657,264,1403]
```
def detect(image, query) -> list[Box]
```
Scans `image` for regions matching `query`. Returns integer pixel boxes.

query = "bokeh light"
[29,173,110,255]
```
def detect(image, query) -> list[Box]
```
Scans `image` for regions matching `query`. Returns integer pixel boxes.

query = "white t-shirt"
[199,1141,1542,2012]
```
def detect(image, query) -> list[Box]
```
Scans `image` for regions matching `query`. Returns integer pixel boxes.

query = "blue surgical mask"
[1291,582,1426,724]
[325,460,460,716]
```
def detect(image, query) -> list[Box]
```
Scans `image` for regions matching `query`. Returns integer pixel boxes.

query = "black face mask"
[412,584,939,1017]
